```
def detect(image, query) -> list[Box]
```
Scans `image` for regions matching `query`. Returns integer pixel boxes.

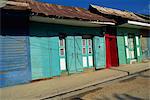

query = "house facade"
[0,1,31,87]
[0,0,149,88]
[0,0,115,87]
[89,4,150,65]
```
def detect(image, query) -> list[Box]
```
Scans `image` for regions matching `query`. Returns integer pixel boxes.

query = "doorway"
[82,38,93,68]
[59,38,67,72]
[66,36,83,73]
[105,34,119,68]
[128,34,136,60]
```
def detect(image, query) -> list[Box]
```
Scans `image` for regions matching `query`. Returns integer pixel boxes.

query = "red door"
[105,34,119,68]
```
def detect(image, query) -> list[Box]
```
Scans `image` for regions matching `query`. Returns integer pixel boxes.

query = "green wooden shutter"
[82,39,88,68]
[75,36,83,72]
[66,36,83,73]
[117,36,127,64]
[124,35,130,64]
[59,39,67,72]
[49,37,60,77]
[30,37,50,80]
[66,36,76,73]
[87,39,93,68]
[93,36,106,69]
[135,36,142,62]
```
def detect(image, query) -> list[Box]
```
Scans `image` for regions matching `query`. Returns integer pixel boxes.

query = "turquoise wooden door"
[117,36,127,64]
[66,36,83,73]
[30,37,50,80]
[75,36,83,72]
[93,36,106,69]
[59,39,67,72]
[49,37,60,77]
[82,39,93,68]
[30,37,60,80]
[66,36,76,73]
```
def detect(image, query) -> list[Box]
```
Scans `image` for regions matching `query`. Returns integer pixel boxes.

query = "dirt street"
[71,70,150,100]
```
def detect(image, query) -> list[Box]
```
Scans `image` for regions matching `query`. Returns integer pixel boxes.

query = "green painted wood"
[30,22,102,36]
[87,39,93,68]
[66,36,83,74]
[49,37,60,77]
[82,39,88,68]
[66,36,76,73]
[30,37,50,80]
[93,36,106,69]
[124,35,132,64]
[30,22,103,74]
[117,27,142,64]
[30,37,60,79]
[59,39,67,71]
[135,36,142,62]
[82,39,93,68]
[117,36,127,64]
[75,36,83,72]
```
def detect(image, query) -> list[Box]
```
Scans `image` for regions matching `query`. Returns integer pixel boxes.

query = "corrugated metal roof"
[7,0,32,3]
[29,1,115,22]
[2,0,30,10]
[90,4,146,22]
[2,0,115,22]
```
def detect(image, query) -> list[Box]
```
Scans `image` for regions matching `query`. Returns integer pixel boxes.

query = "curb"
[41,67,150,100]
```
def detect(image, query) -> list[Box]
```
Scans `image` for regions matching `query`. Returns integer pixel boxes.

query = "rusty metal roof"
[29,1,115,22]
[2,0,30,10]
[90,4,145,22]
[2,0,115,22]
[7,0,32,3]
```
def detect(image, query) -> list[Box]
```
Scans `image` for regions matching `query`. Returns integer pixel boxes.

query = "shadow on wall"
[1,9,30,36]
[1,9,104,37]
[140,29,150,59]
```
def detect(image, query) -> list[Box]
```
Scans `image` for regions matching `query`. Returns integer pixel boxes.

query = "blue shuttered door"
[0,36,31,87]
[93,36,106,69]
[66,36,83,73]
[49,37,60,77]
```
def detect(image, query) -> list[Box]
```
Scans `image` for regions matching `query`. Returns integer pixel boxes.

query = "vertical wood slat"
[93,36,106,69]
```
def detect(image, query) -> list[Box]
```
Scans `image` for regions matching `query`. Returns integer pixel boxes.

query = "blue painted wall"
[0,36,31,87]
[0,9,31,88]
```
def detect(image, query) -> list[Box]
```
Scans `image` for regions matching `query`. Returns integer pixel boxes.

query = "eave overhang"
[118,20,150,30]
[30,16,115,27]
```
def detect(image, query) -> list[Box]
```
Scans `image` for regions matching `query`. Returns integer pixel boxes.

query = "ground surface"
[71,70,150,100]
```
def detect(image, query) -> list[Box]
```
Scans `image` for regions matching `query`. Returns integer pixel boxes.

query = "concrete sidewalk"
[111,62,150,74]
[0,62,149,100]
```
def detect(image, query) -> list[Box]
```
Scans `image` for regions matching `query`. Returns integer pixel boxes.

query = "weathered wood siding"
[117,27,142,64]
